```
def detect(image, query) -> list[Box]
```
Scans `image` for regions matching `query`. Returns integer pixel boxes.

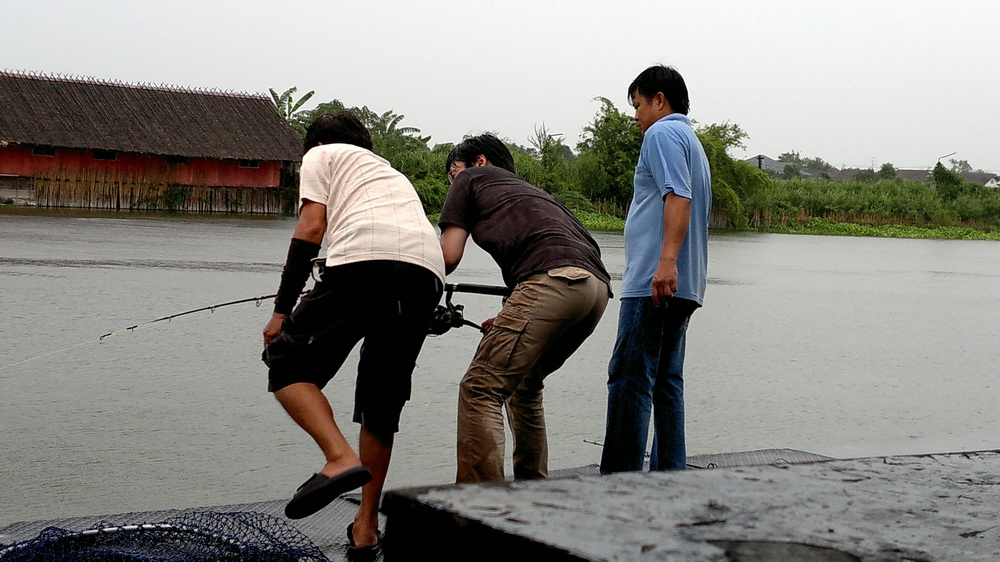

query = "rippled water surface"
[2,207,998,524]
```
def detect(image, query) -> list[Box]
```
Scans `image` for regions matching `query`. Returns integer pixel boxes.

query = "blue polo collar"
[657,113,691,126]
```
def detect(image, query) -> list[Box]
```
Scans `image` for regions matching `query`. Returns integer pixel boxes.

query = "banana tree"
[269,87,315,123]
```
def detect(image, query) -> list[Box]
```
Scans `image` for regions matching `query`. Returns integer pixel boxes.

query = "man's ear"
[655,92,673,114]
[474,154,491,167]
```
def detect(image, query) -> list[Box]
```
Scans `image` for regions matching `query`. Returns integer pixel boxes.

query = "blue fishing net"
[0,511,329,562]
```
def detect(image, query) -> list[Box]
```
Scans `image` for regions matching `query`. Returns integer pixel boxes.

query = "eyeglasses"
[447,163,466,184]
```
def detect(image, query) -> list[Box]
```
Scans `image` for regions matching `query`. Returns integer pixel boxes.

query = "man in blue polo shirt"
[601,65,711,473]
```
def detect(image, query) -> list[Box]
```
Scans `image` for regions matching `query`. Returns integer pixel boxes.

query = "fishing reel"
[428,283,512,336]
[428,285,483,336]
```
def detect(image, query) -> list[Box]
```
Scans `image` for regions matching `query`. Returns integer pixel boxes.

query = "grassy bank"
[748,217,1000,240]
[574,211,626,231]
[575,211,1000,241]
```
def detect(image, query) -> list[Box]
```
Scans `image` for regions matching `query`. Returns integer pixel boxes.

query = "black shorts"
[263,260,442,436]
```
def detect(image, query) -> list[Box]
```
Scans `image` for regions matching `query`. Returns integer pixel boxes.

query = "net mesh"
[0,511,330,562]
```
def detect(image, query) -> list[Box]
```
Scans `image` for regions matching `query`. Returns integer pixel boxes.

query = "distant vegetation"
[761,218,1000,241]
[272,87,1000,239]
[746,166,1000,232]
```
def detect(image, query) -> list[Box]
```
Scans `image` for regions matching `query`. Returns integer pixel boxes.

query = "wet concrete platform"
[382,450,1000,561]
[4,449,998,560]
[0,450,818,561]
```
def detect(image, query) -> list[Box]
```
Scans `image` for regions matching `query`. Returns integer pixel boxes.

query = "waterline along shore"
[7,196,1000,241]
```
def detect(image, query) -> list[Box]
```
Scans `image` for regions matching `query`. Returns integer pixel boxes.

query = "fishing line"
[584,438,653,460]
[0,292,291,372]
[0,340,97,372]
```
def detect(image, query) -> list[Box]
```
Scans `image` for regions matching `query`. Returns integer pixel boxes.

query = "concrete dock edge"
[382,450,1000,561]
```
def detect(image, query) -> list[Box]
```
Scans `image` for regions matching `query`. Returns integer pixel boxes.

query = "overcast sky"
[4,0,998,172]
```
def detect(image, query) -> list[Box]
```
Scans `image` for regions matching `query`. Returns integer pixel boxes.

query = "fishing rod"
[97,282,511,341]
[100,258,330,341]
[97,291,297,341]
[444,283,512,298]
[585,440,706,469]
[3,282,510,372]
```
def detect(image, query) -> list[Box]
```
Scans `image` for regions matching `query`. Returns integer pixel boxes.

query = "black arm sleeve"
[273,238,321,315]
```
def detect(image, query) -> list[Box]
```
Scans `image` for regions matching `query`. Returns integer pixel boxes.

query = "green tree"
[293,101,432,175]
[269,87,315,133]
[269,87,319,213]
[698,121,748,151]
[504,138,543,184]
[949,158,973,174]
[853,169,877,182]
[697,123,771,228]
[877,163,898,180]
[409,143,453,212]
[782,164,802,179]
[575,96,642,213]
[353,106,430,162]
[933,162,980,201]
[803,157,835,173]
[778,150,835,172]
[526,125,570,192]
[282,99,449,212]
[777,151,799,162]
[291,99,346,135]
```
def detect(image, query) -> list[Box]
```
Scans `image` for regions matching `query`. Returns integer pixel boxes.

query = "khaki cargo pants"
[456,266,609,483]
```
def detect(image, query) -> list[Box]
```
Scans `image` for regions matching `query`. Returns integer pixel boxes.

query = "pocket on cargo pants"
[472,310,530,375]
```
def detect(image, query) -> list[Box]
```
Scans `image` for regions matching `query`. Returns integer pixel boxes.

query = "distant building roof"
[0,71,302,161]
[961,172,999,186]
[743,155,825,178]
[826,168,932,181]
[829,168,865,181]
[896,169,932,181]
[744,154,788,174]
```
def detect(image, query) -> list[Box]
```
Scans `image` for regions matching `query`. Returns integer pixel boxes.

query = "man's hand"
[481,317,495,331]
[263,313,287,346]
[651,259,678,307]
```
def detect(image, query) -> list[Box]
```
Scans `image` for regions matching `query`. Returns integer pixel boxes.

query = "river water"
[1,208,998,525]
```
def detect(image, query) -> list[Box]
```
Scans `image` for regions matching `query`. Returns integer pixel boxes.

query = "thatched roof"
[0,71,302,161]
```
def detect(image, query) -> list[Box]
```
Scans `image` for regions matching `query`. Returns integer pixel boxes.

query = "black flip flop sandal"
[346,522,383,561]
[284,465,372,519]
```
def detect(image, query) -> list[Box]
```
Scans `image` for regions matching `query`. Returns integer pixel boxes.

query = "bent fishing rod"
[97,291,296,341]
[99,282,512,341]
[1,283,511,372]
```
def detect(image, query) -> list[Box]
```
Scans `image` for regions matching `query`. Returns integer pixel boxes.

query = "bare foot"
[350,513,380,548]
[319,456,363,479]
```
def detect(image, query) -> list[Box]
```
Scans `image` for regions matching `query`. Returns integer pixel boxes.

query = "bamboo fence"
[30,168,289,214]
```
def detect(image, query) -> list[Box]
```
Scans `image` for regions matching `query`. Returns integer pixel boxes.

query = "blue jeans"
[601,297,697,473]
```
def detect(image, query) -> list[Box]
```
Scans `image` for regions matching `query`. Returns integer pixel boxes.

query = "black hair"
[627,65,690,115]
[445,134,517,175]
[302,111,373,154]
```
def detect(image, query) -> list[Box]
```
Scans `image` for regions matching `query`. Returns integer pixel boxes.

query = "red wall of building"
[0,144,282,188]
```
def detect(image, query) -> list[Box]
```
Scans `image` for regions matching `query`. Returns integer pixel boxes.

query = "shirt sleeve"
[643,125,693,200]
[298,147,331,209]
[439,174,474,231]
